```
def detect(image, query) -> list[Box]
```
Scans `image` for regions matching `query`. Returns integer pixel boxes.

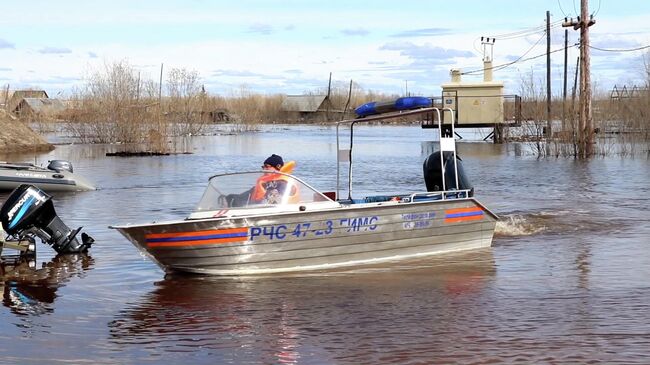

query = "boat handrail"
[437,107,459,191]
[335,107,450,201]
[405,189,471,202]
[335,107,440,126]
[0,163,38,170]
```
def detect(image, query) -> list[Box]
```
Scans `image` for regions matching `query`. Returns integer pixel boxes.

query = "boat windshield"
[194,171,332,211]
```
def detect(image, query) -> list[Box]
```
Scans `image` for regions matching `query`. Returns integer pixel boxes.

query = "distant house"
[281,95,332,121]
[13,98,66,117]
[281,95,329,112]
[7,90,49,113]
[208,108,232,122]
[163,107,234,124]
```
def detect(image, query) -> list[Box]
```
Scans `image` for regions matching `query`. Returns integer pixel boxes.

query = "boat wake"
[495,213,548,237]
[497,208,631,238]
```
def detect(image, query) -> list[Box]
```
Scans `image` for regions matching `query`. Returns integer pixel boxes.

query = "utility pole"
[158,63,164,126]
[158,63,164,105]
[563,28,569,130]
[136,71,141,102]
[546,10,552,139]
[3,84,9,112]
[342,79,353,120]
[326,72,332,121]
[563,0,596,157]
[571,56,580,156]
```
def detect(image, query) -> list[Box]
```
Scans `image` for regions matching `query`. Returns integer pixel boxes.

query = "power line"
[461,42,579,75]
[589,44,650,52]
[487,20,564,41]
[493,32,548,72]
[592,0,602,17]
[463,32,547,75]
[488,28,544,40]
[487,19,563,38]
[558,0,571,17]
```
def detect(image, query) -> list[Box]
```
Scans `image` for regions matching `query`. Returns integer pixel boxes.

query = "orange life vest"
[252,161,299,203]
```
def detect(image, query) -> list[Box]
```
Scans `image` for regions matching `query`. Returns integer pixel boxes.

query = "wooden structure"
[208,108,231,122]
[280,95,333,121]
[610,85,649,100]
[6,90,49,113]
[0,237,35,258]
[13,98,66,117]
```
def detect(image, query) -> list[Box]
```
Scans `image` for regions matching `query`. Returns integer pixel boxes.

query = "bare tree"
[84,60,144,143]
[166,67,205,135]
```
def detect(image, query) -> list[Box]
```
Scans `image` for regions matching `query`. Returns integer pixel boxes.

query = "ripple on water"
[0,126,648,363]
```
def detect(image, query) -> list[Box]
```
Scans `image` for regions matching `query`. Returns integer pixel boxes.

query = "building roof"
[1,89,49,100]
[15,98,66,114]
[12,90,48,98]
[5,90,49,112]
[281,95,328,112]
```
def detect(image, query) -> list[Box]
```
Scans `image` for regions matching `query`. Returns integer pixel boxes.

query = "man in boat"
[261,154,284,171]
[252,154,298,204]
[221,155,297,207]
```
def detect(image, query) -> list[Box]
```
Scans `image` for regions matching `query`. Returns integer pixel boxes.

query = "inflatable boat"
[0,160,95,192]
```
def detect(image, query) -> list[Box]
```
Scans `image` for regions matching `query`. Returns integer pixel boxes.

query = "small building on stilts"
[439,53,520,143]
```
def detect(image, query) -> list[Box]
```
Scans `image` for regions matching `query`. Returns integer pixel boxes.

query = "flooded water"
[0,124,648,364]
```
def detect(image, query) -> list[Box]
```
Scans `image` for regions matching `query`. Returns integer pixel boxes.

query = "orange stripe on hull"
[445,207,484,214]
[444,206,484,223]
[146,227,248,239]
[147,236,247,248]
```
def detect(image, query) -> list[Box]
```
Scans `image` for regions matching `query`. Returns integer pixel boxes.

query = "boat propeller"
[0,184,94,255]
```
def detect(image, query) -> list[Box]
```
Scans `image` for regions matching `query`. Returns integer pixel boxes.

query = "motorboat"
[110,107,498,275]
[0,160,95,192]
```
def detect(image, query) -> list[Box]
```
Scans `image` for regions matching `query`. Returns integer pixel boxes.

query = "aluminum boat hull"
[112,197,497,275]
[0,163,95,192]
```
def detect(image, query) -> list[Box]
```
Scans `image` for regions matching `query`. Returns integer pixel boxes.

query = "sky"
[1,0,650,97]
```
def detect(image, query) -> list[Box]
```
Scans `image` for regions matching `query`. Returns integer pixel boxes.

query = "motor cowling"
[47,160,73,173]
[423,151,474,196]
[0,184,93,254]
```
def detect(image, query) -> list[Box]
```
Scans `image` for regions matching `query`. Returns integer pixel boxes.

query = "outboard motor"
[0,184,93,254]
[423,151,474,196]
[47,160,73,173]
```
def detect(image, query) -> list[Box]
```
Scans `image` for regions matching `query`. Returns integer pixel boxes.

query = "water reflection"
[0,124,647,362]
[108,250,495,363]
[0,254,94,316]
[575,243,592,290]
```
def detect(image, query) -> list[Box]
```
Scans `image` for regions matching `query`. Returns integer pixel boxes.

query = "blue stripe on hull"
[147,232,249,243]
